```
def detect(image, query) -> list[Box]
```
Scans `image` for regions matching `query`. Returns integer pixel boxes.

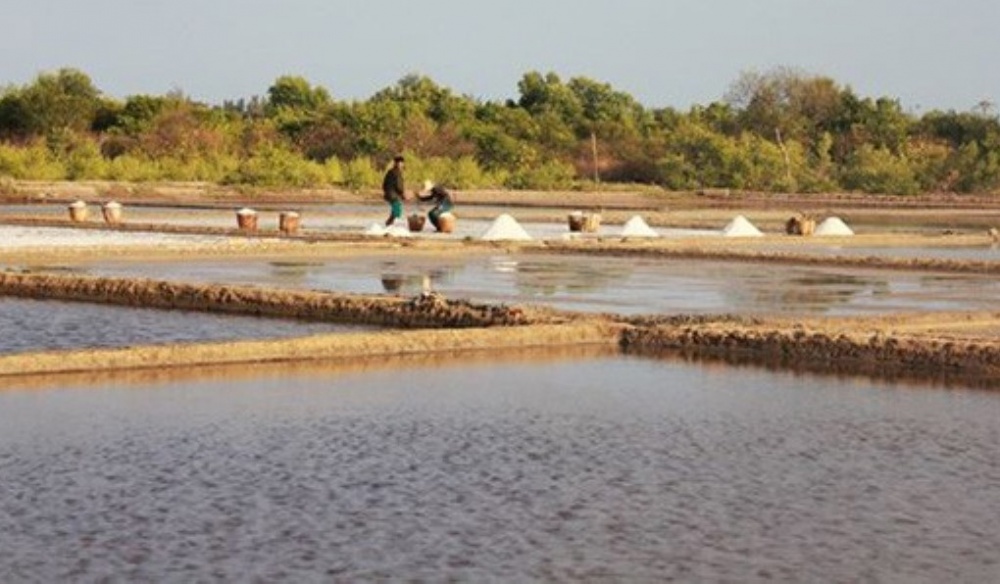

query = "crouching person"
[417,180,455,232]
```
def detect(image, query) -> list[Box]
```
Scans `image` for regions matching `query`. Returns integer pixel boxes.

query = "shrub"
[343,157,379,192]
[840,145,919,195]
[505,159,576,190]
[225,145,328,187]
[0,141,64,180]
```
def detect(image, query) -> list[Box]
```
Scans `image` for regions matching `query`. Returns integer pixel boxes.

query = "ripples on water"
[0,298,362,354]
[1,355,999,581]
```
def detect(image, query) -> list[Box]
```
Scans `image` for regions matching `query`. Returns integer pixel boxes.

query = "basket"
[407,214,426,232]
[236,208,258,231]
[437,213,456,233]
[279,211,300,234]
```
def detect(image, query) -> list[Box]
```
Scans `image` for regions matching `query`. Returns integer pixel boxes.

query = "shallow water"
[1,353,998,582]
[47,253,1000,316]
[0,297,364,354]
[750,241,1000,262]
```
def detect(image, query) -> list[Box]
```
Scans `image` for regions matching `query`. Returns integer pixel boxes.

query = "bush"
[505,159,576,190]
[62,139,107,180]
[104,154,166,182]
[343,157,379,192]
[0,141,64,180]
[225,145,328,187]
[840,144,919,195]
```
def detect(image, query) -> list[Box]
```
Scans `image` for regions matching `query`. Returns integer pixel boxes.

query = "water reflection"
[720,269,892,314]
[267,261,326,283]
[509,258,634,296]
[29,254,1000,315]
[379,261,455,295]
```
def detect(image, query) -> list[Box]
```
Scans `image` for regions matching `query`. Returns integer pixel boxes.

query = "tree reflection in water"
[379,261,456,295]
[720,267,891,314]
[508,258,634,296]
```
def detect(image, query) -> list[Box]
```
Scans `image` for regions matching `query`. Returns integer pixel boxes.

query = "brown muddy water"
[1,353,998,582]
[33,253,1000,316]
[0,297,367,354]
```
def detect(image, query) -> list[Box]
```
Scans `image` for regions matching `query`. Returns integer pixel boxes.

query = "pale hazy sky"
[3,0,998,112]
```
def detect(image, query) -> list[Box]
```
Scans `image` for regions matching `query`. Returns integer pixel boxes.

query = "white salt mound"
[621,215,659,238]
[481,214,533,241]
[363,223,412,237]
[814,217,854,236]
[722,215,764,237]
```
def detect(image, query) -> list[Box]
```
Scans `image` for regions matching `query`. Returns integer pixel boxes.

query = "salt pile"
[722,215,764,237]
[363,223,412,237]
[814,217,854,236]
[620,215,659,238]
[0,225,245,249]
[481,214,533,241]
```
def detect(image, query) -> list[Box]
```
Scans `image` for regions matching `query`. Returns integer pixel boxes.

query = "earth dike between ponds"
[2,271,1000,387]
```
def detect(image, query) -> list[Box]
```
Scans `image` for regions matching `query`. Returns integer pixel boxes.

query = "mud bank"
[0,271,559,329]
[538,240,1000,275]
[0,322,619,378]
[3,272,1000,387]
[620,315,1000,384]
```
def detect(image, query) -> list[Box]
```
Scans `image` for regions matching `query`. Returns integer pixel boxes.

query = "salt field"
[33,253,1000,316]
[0,297,366,354]
[0,204,719,240]
[4,200,1000,582]
[0,224,257,250]
[1,354,998,582]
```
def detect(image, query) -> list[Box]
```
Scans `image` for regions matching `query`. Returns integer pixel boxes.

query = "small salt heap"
[620,215,659,238]
[814,217,854,236]
[722,215,763,237]
[364,223,412,237]
[481,214,533,241]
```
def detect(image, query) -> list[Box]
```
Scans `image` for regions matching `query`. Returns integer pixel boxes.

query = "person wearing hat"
[417,180,455,232]
[381,155,407,226]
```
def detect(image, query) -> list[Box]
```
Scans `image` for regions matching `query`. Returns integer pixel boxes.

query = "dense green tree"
[2,66,1000,194]
[17,68,103,137]
[266,75,330,114]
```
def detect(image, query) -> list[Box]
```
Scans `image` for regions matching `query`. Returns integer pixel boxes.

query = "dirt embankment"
[537,239,1000,275]
[620,316,1000,386]
[3,271,1000,387]
[0,271,563,329]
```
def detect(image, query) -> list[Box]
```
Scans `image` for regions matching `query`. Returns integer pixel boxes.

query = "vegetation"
[1,66,998,194]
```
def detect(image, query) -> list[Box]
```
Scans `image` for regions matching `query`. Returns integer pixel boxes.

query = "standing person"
[382,155,407,226]
[417,180,455,231]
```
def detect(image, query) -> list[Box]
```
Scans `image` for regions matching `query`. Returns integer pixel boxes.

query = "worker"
[417,180,455,232]
[381,155,407,227]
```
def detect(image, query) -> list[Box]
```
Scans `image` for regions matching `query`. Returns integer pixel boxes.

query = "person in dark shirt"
[381,155,407,226]
[417,180,455,231]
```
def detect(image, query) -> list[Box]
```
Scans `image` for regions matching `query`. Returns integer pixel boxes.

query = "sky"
[3,0,998,113]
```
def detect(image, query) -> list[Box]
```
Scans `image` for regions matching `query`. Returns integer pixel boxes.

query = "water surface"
[39,254,1000,316]
[1,354,998,582]
[0,297,364,354]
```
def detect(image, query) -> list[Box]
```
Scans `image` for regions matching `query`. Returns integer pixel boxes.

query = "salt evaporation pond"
[0,297,365,354]
[2,203,654,241]
[746,241,1000,262]
[1,352,998,582]
[51,253,1000,316]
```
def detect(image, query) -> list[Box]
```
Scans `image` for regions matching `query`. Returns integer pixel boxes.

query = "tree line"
[1,66,998,194]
